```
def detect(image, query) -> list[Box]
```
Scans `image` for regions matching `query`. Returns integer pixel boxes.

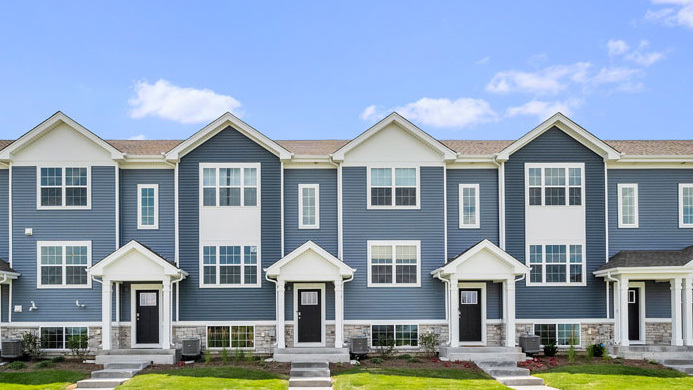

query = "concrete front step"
[668,365,693,375]
[289,377,333,387]
[447,352,527,362]
[103,362,150,370]
[619,351,693,360]
[275,348,349,363]
[659,359,693,365]
[95,349,180,365]
[290,368,331,378]
[496,376,545,386]
[76,378,129,388]
[481,367,531,377]
[292,361,329,369]
[91,368,139,379]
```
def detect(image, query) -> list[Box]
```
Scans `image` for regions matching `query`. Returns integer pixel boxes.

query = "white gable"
[451,248,515,281]
[102,249,169,281]
[13,122,114,164]
[279,249,341,281]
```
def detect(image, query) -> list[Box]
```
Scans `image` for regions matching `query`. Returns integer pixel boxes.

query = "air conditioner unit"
[1,339,23,359]
[182,338,201,357]
[349,336,369,357]
[519,334,541,354]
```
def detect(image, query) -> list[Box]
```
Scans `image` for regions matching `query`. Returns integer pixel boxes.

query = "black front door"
[459,289,482,342]
[136,290,159,345]
[297,288,322,343]
[628,287,640,341]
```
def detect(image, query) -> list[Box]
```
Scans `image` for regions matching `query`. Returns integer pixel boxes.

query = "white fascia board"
[89,240,186,277]
[593,266,693,278]
[264,240,355,278]
[432,239,529,276]
[165,112,292,161]
[0,111,124,162]
[495,112,621,162]
[331,112,457,162]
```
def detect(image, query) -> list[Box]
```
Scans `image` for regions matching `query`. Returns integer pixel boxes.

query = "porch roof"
[0,258,19,282]
[264,241,355,281]
[88,240,187,281]
[432,239,529,280]
[594,246,693,278]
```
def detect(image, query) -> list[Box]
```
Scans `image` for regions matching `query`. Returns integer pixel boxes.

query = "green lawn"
[0,369,88,390]
[116,366,288,390]
[536,364,693,390]
[332,367,508,390]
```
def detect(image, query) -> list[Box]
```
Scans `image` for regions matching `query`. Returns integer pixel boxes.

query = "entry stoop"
[289,361,332,389]
[95,348,181,365]
[440,346,545,387]
[274,347,349,363]
[76,362,150,389]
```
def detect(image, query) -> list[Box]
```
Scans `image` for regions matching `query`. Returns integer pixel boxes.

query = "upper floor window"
[526,164,583,206]
[459,184,480,229]
[201,244,259,287]
[37,241,91,288]
[368,167,419,209]
[680,184,693,228]
[618,184,638,228]
[38,167,90,209]
[137,184,159,230]
[299,184,320,229]
[528,244,584,286]
[200,164,259,208]
[367,240,420,287]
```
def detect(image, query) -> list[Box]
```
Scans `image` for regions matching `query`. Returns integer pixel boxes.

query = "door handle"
[136,313,140,321]
[297,311,301,319]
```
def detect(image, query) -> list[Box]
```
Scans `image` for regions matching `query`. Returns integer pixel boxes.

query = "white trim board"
[293,283,326,347]
[131,283,164,349]
[458,282,487,346]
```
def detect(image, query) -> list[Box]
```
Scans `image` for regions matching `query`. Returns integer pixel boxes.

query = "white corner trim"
[459,183,480,229]
[298,184,320,230]
[137,184,159,230]
[617,183,639,229]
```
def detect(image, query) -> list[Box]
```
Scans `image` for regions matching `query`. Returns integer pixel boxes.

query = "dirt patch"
[142,360,292,376]
[518,354,671,373]
[331,356,483,374]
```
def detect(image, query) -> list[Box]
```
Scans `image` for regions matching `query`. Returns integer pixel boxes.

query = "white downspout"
[606,272,619,344]
[491,157,506,250]
[434,270,451,345]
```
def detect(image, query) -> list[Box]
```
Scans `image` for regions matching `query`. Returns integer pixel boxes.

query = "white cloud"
[359,105,381,121]
[506,99,582,120]
[646,0,693,28]
[475,56,490,65]
[393,98,497,128]
[591,67,642,85]
[608,39,665,67]
[127,134,147,140]
[485,63,591,95]
[128,79,242,124]
[608,39,630,57]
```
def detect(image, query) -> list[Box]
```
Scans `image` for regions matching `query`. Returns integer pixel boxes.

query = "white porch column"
[671,277,684,346]
[618,277,629,346]
[504,278,516,347]
[684,277,693,346]
[449,275,459,346]
[101,277,112,350]
[334,279,344,348]
[276,278,286,349]
[162,276,172,348]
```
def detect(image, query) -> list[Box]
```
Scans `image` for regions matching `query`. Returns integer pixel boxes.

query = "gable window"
[137,184,159,229]
[368,241,420,287]
[618,184,638,228]
[37,241,91,288]
[534,323,580,346]
[200,164,259,208]
[299,184,320,229]
[371,324,418,347]
[680,184,693,228]
[527,244,584,285]
[201,245,259,287]
[368,167,419,209]
[40,326,88,350]
[38,167,90,209]
[526,164,583,206]
[459,184,480,229]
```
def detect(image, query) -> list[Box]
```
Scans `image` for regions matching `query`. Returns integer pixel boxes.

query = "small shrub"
[419,332,440,358]
[370,357,383,364]
[204,348,211,364]
[407,357,421,363]
[397,353,412,360]
[245,349,254,362]
[21,332,44,360]
[8,361,26,370]
[67,334,89,360]
[50,355,65,363]
[375,335,395,359]
[602,352,611,362]
[567,344,576,363]
[586,345,594,362]
[591,343,605,358]
[221,347,229,364]
[36,360,55,369]
[649,359,658,364]
[543,343,557,357]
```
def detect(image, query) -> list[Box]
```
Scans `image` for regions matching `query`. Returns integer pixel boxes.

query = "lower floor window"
[371,324,418,347]
[534,323,580,346]
[207,325,255,349]
[40,326,88,349]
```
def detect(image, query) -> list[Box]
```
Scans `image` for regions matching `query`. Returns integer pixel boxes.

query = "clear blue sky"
[0,1,691,141]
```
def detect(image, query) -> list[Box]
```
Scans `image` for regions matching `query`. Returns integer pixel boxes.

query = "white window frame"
[679,183,693,228]
[367,166,421,210]
[525,243,586,287]
[298,184,320,229]
[370,324,420,349]
[199,244,261,288]
[617,183,639,228]
[38,325,89,350]
[36,241,92,289]
[137,184,159,230]
[532,321,581,347]
[205,324,256,350]
[459,183,480,229]
[36,166,91,210]
[367,240,421,287]
[525,163,584,207]
[199,163,261,208]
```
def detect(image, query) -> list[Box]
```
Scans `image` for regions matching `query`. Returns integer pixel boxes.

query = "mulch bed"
[331,355,483,374]
[143,360,292,376]
[0,359,95,373]
[518,354,671,373]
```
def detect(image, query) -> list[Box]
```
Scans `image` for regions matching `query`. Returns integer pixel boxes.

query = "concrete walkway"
[508,386,560,390]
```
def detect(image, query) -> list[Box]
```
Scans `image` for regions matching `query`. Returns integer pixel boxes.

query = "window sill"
[298,226,320,230]
[459,225,480,229]
[617,225,639,229]
[37,285,92,289]
[37,206,92,211]
[526,282,587,287]
[199,284,262,289]
[367,283,421,288]
[367,205,421,210]
[137,226,159,230]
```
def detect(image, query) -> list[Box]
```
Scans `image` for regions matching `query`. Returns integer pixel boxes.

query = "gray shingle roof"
[0,258,17,274]
[597,245,693,271]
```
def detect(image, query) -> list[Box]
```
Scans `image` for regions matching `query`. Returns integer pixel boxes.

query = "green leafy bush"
[22,332,44,360]
[221,347,229,364]
[568,344,577,363]
[36,360,55,369]
[397,354,412,360]
[50,355,66,363]
[407,357,422,363]
[67,334,90,360]
[375,335,395,359]
[204,348,211,364]
[8,361,26,370]
[543,343,557,357]
[419,332,440,358]
[233,347,246,362]
[370,357,383,364]
[591,343,605,357]
[586,345,594,362]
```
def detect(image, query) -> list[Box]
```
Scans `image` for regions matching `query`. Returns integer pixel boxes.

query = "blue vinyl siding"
[505,127,607,319]
[0,285,8,322]
[284,282,335,321]
[11,166,116,322]
[284,169,338,256]
[487,282,502,320]
[178,126,280,321]
[342,166,445,320]
[0,170,8,260]
[119,169,175,260]
[608,169,693,255]
[447,169,499,256]
[644,280,671,318]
